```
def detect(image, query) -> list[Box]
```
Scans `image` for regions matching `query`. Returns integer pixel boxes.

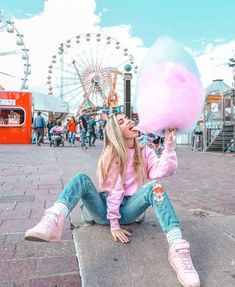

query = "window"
[0,107,26,126]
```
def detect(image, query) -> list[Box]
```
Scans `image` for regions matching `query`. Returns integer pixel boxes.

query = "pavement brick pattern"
[0,143,234,287]
[163,148,235,216]
[0,145,81,287]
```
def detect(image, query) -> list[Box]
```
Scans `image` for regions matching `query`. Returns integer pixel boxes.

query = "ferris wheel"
[0,11,30,91]
[46,33,138,113]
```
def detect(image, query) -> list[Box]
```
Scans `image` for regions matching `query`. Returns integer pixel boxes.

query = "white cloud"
[1,0,235,106]
[100,24,148,65]
[13,0,101,92]
[194,40,235,88]
[2,0,147,100]
[213,38,226,44]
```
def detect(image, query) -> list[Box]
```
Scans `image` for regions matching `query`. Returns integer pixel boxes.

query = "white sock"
[50,202,70,216]
[166,227,182,245]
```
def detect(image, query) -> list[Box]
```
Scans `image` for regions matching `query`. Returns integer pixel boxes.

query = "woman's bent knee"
[73,173,91,183]
[143,181,170,205]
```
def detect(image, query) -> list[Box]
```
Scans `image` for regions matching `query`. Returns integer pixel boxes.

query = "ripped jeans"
[56,173,180,234]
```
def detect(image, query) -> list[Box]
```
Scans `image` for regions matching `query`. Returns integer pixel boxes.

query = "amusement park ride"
[0,11,30,91]
[0,11,32,144]
[0,25,138,143]
[46,33,138,115]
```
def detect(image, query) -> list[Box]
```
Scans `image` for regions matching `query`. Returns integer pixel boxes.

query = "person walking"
[67,116,77,146]
[64,119,70,141]
[33,111,46,146]
[88,115,96,147]
[79,109,88,149]
[98,111,107,140]
[25,112,200,287]
[47,119,54,141]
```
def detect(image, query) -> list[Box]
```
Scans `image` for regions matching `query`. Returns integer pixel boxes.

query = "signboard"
[0,99,16,106]
[207,96,221,103]
[123,73,132,80]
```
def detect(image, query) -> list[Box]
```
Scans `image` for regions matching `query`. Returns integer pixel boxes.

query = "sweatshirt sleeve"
[145,140,177,179]
[106,177,124,231]
[98,159,124,231]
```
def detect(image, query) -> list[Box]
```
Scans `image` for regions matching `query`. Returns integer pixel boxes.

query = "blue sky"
[0,0,44,18]
[96,0,235,49]
[2,0,235,50]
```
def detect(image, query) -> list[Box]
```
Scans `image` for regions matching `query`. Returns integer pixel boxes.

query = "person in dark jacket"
[88,115,97,146]
[79,109,88,149]
[33,111,46,146]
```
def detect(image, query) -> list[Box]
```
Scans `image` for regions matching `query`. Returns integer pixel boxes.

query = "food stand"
[0,91,32,144]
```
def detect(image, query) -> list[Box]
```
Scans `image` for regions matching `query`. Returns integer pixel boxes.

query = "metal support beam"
[123,72,132,118]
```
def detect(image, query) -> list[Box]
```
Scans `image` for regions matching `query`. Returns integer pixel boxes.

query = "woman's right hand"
[111,228,132,243]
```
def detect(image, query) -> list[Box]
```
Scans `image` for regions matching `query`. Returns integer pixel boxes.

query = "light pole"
[123,64,132,118]
[229,57,235,87]
[228,58,235,155]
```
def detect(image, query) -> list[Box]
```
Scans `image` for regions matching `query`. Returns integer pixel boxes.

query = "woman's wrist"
[110,219,120,231]
[164,140,174,150]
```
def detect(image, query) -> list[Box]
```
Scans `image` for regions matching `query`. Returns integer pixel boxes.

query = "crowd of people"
[32,109,166,153]
[33,109,108,148]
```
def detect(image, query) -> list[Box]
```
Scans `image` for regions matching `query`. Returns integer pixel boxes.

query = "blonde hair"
[97,113,146,189]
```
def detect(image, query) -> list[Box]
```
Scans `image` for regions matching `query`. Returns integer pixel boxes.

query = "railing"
[202,87,235,152]
[205,119,223,147]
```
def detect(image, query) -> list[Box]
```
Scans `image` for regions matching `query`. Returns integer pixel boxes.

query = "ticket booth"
[0,91,32,144]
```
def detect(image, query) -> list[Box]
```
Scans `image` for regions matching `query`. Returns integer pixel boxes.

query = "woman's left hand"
[165,128,175,142]
[111,228,132,243]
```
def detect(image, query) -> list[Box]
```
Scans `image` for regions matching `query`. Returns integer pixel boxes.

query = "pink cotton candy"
[136,62,205,134]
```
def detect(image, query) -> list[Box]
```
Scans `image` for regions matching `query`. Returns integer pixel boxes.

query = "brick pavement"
[0,145,80,287]
[163,148,235,216]
[0,143,234,287]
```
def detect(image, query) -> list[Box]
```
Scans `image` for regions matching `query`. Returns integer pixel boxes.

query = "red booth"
[0,91,32,144]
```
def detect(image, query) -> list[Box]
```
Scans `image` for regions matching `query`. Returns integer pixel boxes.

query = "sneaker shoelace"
[175,247,195,271]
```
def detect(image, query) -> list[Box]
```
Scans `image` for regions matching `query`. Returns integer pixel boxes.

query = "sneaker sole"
[25,235,49,242]
[24,232,61,243]
[169,258,200,287]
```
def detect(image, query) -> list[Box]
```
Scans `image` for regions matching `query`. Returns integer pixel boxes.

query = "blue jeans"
[69,132,76,144]
[56,173,180,234]
[81,131,87,147]
[88,130,96,146]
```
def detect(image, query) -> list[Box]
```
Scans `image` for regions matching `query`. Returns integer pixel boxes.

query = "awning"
[32,92,69,114]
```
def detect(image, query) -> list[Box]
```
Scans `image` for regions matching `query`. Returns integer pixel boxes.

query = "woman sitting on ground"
[25,112,200,287]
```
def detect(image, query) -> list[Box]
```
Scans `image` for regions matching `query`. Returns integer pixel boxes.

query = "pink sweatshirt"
[99,141,177,230]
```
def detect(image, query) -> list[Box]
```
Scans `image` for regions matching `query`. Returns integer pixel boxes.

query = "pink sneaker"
[169,240,200,287]
[24,208,65,242]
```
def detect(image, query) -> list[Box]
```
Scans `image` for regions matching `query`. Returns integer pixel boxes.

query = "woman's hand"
[111,228,132,243]
[165,128,175,142]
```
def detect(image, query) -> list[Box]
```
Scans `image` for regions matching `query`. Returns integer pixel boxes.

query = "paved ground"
[163,147,235,216]
[0,144,80,287]
[0,141,235,286]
